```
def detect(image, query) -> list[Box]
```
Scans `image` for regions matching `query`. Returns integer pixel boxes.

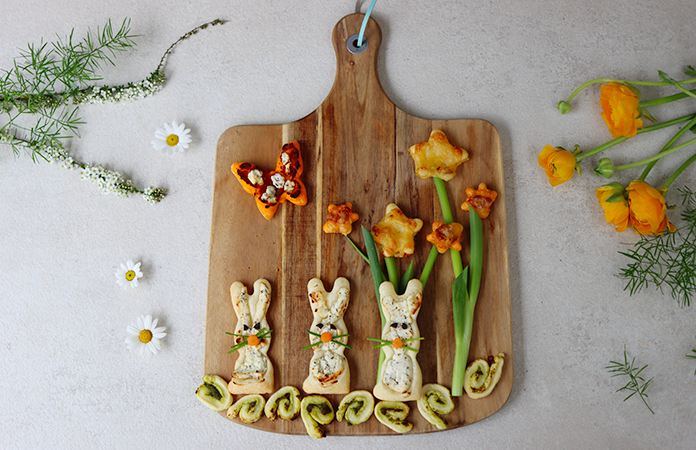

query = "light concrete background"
[1,1,695,448]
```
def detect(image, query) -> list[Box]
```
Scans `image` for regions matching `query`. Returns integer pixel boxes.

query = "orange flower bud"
[538,145,577,186]
[599,82,644,138]
[461,182,498,219]
[596,182,631,232]
[626,180,675,235]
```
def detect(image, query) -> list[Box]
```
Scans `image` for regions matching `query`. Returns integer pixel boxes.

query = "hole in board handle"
[346,33,368,54]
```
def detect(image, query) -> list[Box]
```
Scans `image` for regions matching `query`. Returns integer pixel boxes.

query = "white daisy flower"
[151,121,192,156]
[115,260,143,289]
[125,315,167,357]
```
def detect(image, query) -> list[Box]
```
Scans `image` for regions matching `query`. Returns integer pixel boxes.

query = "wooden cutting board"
[205,13,512,435]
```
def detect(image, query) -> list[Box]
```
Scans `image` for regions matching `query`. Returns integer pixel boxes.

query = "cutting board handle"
[326,13,390,108]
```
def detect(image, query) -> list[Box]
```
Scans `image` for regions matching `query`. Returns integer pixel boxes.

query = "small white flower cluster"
[79,164,135,197]
[73,70,166,105]
[142,186,167,204]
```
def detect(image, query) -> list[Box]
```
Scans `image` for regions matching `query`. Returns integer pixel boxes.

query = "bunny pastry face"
[228,279,274,394]
[303,277,351,394]
[373,279,424,401]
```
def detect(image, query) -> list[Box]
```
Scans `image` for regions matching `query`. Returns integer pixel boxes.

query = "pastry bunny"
[373,279,423,401]
[303,277,351,394]
[228,278,274,394]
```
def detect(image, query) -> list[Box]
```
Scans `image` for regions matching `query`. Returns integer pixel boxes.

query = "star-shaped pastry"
[461,182,498,219]
[371,203,423,258]
[408,129,469,181]
[426,221,464,253]
[231,141,307,220]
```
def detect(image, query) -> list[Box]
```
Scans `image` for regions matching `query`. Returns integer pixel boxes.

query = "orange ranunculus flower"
[538,145,577,186]
[626,180,676,235]
[596,182,631,232]
[599,82,644,139]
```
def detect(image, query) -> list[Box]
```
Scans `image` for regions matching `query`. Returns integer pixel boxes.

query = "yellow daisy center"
[139,329,153,343]
[125,270,136,281]
[166,134,179,146]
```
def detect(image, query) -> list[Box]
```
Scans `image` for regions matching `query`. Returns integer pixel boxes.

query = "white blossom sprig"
[1,18,225,203]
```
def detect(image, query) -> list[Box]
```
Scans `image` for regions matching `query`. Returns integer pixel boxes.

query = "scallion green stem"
[362,225,387,383]
[344,234,370,263]
[399,261,415,294]
[420,246,439,288]
[433,176,464,277]
[451,268,469,396]
[385,257,399,289]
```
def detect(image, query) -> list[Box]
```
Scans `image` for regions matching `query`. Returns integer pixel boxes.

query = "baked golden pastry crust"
[303,277,351,394]
[408,129,469,181]
[373,279,423,402]
[228,279,274,394]
[231,141,307,220]
[371,203,423,258]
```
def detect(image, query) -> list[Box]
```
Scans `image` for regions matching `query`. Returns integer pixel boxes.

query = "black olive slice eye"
[254,323,261,330]
[401,323,408,330]
[330,324,337,330]
[390,323,398,328]
[317,323,324,328]
[243,324,250,331]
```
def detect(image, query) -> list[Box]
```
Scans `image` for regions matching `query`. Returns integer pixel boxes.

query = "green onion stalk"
[432,177,484,396]
[362,226,388,383]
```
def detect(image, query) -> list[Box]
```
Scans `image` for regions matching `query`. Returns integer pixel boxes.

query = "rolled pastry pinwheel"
[195,375,233,411]
[336,390,374,425]
[300,395,334,439]
[464,353,505,399]
[264,386,301,421]
[374,401,412,433]
[417,384,455,430]
[227,394,266,424]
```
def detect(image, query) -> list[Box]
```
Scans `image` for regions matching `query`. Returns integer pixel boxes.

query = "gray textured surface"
[1,1,695,448]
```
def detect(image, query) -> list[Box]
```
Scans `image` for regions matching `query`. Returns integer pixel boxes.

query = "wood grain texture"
[204,13,513,436]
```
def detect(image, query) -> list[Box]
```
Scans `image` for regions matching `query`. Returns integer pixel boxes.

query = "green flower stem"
[433,176,464,277]
[343,234,370,264]
[419,245,439,288]
[385,257,399,289]
[563,77,696,105]
[576,113,696,163]
[398,261,415,295]
[661,152,696,190]
[639,115,696,181]
[640,89,696,108]
[614,136,696,172]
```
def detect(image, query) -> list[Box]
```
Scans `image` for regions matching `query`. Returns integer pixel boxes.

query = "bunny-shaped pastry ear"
[373,279,423,401]
[228,278,274,394]
[303,277,351,394]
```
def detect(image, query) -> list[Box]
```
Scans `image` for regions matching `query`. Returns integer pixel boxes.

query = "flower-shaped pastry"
[322,203,360,235]
[231,141,307,220]
[461,183,498,219]
[371,204,423,258]
[426,221,464,253]
[408,129,469,181]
